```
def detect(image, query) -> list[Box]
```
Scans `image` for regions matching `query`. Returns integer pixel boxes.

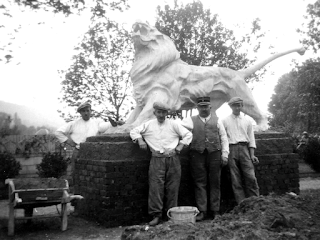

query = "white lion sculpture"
[105,21,305,133]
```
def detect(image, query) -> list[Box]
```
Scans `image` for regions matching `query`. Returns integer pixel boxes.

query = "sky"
[0,0,316,128]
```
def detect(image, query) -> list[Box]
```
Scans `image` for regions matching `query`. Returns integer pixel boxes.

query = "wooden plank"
[61,203,68,231]
[14,214,62,220]
[13,188,68,193]
[12,178,68,190]
[8,203,14,236]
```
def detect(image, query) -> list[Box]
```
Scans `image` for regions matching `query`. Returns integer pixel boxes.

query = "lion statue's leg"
[125,105,143,124]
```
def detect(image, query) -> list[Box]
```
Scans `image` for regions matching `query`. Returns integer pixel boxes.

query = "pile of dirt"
[121,191,320,240]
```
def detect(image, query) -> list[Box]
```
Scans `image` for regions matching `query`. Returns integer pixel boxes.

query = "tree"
[59,19,134,121]
[1,0,129,63]
[268,72,300,133]
[298,0,320,53]
[155,0,265,82]
[268,58,320,133]
[0,112,20,137]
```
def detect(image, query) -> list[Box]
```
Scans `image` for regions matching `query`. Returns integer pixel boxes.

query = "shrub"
[37,152,69,178]
[0,152,21,180]
[302,138,320,172]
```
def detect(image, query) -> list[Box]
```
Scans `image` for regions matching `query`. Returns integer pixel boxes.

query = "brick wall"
[74,132,300,227]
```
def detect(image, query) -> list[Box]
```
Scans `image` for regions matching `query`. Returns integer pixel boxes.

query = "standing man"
[55,100,117,175]
[181,96,229,221]
[222,97,260,205]
[130,102,192,226]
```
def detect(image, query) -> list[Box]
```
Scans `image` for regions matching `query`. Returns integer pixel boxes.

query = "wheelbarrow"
[5,178,83,236]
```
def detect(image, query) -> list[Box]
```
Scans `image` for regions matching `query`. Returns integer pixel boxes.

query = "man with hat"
[222,97,260,205]
[181,96,229,221]
[297,131,309,151]
[130,101,192,226]
[55,100,118,178]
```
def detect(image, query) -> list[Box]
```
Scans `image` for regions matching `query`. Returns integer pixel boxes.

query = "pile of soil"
[122,191,320,240]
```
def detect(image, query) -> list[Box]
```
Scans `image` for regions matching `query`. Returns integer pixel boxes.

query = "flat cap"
[303,131,308,135]
[153,102,170,111]
[197,96,210,105]
[77,100,91,112]
[228,97,243,106]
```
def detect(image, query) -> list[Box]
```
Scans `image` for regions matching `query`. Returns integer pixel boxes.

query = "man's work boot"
[149,216,160,226]
[196,211,206,221]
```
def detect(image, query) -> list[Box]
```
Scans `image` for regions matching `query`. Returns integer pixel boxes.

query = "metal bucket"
[167,206,199,224]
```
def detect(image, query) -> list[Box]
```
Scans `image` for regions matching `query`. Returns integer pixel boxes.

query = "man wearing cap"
[181,96,229,221]
[130,101,192,226]
[297,131,309,151]
[222,96,260,205]
[55,100,117,177]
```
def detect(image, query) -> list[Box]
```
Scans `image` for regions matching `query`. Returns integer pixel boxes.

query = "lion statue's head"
[130,21,180,81]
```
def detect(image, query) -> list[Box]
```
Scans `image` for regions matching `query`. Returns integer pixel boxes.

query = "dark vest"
[190,115,221,153]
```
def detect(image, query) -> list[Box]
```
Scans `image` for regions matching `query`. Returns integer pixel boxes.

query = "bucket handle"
[167,208,200,219]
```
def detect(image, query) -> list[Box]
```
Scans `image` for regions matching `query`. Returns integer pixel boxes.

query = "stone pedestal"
[74,132,299,227]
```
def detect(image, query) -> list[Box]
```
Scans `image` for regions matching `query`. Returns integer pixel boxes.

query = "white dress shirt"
[55,118,112,149]
[181,114,229,158]
[130,119,192,154]
[222,114,256,148]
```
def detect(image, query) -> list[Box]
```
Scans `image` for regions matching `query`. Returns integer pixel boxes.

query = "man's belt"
[230,142,248,146]
[152,151,176,158]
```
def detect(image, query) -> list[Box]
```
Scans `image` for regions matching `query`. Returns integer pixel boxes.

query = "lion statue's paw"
[254,118,269,132]
[103,123,134,134]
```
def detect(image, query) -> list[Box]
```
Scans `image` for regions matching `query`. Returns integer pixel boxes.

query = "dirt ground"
[1,177,320,240]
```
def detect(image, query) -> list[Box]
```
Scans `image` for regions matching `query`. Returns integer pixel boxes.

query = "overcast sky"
[0,0,316,127]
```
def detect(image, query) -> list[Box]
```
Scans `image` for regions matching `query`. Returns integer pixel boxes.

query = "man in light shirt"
[130,102,192,226]
[222,97,259,204]
[181,96,229,221]
[55,100,116,176]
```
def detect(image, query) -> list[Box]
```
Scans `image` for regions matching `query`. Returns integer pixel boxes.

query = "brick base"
[74,132,299,227]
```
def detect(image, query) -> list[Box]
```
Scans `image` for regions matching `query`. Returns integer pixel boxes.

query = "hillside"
[0,100,65,129]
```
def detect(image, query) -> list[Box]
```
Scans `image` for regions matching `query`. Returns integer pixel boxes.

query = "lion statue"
[105,21,305,133]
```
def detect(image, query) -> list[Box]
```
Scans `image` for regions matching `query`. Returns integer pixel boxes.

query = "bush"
[0,152,21,180]
[302,138,320,172]
[37,152,69,178]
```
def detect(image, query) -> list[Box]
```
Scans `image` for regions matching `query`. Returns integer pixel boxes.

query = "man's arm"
[180,117,194,131]
[130,122,149,150]
[246,119,258,164]
[54,122,76,147]
[218,119,229,166]
[173,121,193,153]
[249,147,259,165]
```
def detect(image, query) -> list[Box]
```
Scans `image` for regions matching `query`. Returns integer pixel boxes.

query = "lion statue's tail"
[239,47,306,79]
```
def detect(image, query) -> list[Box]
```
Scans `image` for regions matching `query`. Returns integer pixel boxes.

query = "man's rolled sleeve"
[173,121,192,146]
[218,119,229,158]
[130,122,148,142]
[54,122,72,143]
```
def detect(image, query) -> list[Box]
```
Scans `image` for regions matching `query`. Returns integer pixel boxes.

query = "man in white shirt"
[181,97,229,221]
[222,97,259,204]
[55,100,115,178]
[130,102,192,226]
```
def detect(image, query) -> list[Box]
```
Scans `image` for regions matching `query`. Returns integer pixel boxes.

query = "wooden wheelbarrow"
[5,178,83,236]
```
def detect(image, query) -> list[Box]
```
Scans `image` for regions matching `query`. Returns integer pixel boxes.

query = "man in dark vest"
[181,96,229,221]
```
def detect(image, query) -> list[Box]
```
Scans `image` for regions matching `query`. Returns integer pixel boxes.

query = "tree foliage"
[268,58,320,133]
[59,19,134,121]
[0,152,21,180]
[155,0,265,82]
[0,0,129,63]
[298,0,320,53]
[37,152,69,178]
